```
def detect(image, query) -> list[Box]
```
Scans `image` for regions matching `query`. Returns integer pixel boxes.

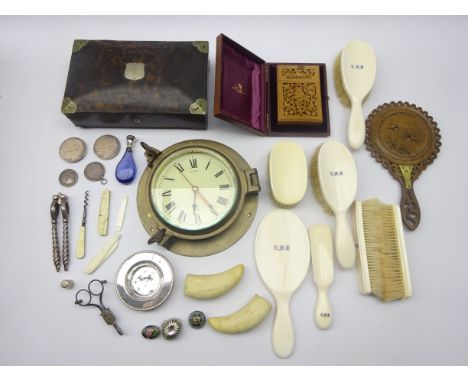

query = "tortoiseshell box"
[214,34,330,136]
[61,39,209,129]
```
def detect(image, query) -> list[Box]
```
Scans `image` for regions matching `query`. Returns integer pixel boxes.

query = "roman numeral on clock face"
[189,158,197,168]
[174,162,184,172]
[214,170,224,178]
[219,184,230,190]
[217,196,229,206]
[164,201,176,212]
[177,210,187,223]
[162,190,172,197]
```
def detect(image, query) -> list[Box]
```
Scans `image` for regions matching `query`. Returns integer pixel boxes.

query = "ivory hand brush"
[355,198,412,301]
[311,141,357,269]
[334,40,376,150]
[308,224,333,330]
[269,141,308,208]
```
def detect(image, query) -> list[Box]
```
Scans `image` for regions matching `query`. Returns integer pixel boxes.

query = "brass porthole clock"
[137,140,261,257]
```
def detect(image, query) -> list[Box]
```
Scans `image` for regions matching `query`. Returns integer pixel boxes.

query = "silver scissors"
[75,279,123,335]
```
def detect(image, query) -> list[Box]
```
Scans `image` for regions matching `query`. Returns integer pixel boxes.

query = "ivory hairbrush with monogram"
[311,140,357,269]
[334,40,377,149]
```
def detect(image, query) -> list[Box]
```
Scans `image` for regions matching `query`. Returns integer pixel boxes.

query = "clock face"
[150,147,239,232]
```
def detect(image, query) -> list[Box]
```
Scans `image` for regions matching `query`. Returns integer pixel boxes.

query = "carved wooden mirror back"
[365,101,441,231]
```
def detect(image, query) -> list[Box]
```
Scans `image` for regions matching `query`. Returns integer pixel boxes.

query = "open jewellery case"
[214,34,330,136]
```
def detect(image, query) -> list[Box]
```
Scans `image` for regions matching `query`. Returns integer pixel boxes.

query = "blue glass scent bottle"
[115,135,137,184]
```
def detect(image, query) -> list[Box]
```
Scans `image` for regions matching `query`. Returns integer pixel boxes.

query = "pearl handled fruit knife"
[84,195,128,274]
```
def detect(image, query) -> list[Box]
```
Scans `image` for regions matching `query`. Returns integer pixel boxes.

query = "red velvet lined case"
[214,34,330,136]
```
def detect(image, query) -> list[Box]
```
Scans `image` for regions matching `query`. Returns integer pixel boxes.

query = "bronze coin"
[59,137,87,163]
[59,169,78,187]
[94,135,121,160]
[84,162,106,183]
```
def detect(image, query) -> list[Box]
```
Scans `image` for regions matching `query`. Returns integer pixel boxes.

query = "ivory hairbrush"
[308,224,333,330]
[269,141,307,207]
[311,141,357,269]
[334,40,376,150]
[255,209,310,358]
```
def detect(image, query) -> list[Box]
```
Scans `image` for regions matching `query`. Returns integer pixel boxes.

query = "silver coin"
[84,162,106,182]
[94,135,121,160]
[59,137,87,163]
[59,169,78,187]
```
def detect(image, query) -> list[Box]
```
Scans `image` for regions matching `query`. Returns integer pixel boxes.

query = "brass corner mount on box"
[192,41,209,54]
[61,97,77,114]
[72,40,88,53]
[189,98,207,115]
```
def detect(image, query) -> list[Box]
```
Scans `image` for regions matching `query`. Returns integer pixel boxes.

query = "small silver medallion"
[94,135,121,160]
[59,137,86,163]
[59,169,78,187]
[84,162,107,184]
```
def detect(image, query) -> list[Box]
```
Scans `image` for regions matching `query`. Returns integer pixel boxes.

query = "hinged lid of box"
[214,34,330,136]
[62,39,209,129]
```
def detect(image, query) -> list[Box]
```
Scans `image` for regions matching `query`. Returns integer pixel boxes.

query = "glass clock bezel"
[149,146,241,235]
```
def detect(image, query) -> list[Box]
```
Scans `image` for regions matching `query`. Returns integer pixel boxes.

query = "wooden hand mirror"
[365,101,441,230]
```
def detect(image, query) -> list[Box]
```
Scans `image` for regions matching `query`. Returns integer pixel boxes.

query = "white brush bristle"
[310,145,333,216]
[360,199,409,302]
[333,53,352,108]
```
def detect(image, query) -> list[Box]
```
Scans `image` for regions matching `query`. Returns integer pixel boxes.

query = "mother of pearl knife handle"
[98,189,110,236]
[84,233,121,274]
[75,225,86,259]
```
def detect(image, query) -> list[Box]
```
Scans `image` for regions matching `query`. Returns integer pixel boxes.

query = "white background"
[0,16,467,366]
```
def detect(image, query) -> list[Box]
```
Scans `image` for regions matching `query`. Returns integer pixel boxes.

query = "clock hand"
[192,188,198,216]
[176,167,219,216]
[179,171,195,187]
[194,186,219,216]
[199,192,218,215]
